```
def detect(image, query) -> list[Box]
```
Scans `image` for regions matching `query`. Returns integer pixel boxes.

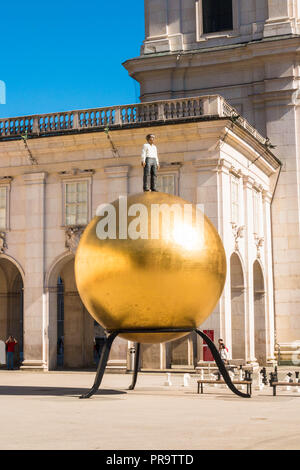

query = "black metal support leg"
[128,343,140,390]
[195,329,250,398]
[79,331,119,399]
[78,327,251,400]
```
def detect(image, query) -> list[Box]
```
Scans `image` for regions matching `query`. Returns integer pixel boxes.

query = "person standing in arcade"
[5,335,18,370]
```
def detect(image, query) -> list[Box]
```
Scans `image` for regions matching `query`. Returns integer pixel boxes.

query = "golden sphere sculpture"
[75,192,226,344]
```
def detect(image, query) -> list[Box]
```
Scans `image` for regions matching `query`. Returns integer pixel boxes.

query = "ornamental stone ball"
[75,192,226,344]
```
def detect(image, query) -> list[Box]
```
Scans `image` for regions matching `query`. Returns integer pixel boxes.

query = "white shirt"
[141,143,159,164]
[220,348,228,361]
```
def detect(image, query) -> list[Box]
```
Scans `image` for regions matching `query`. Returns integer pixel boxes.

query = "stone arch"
[0,255,24,366]
[46,251,95,370]
[0,254,25,284]
[253,259,266,364]
[45,251,73,288]
[230,252,246,360]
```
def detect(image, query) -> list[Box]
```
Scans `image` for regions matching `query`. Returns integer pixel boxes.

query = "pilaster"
[104,165,130,371]
[262,190,276,363]
[263,0,297,37]
[215,159,232,355]
[104,165,130,201]
[21,172,47,370]
[242,175,256,365]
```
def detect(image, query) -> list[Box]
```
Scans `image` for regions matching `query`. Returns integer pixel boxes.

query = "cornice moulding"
[243,175,255,188]
[250,88,298,104]
[224,127,279,174]
[124,37,300,73]
[0,176,13,184]
[23,172,47,184]
[159,163,182,172]
[229,166,242,178]
[262,189,273,203]
[193,158,220,170]
[58,168,95,179]
[253,182,264,192]
[104,165,130,178]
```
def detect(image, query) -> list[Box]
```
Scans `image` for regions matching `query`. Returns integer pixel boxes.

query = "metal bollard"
[182,373,191,387]
[164,372,172,386]
[129,347,136,371]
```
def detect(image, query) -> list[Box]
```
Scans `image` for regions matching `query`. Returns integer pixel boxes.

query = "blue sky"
[0,0,144,118]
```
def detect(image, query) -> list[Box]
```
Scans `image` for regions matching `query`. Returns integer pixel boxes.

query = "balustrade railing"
[0,95,267,145]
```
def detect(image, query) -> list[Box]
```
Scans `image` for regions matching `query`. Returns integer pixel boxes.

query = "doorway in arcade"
[0,257,24,367]
[54,256,105,369]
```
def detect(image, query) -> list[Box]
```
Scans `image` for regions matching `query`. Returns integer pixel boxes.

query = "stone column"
[194,158,227,365]
[104,165,130,371]
[264,86,300,360]
[242,176,256,365]
[104,165,130,201]
[264,0,297,37]
[46,286,58,371]
[166,0,183,51]
[143,0,170,53]
[262,190,276,364]
[21,172,47,370]
[216,159,234,355]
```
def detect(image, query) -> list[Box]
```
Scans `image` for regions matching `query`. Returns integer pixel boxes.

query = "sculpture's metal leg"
[128,343,140,390]
[195,329,250,398]
[79,331,119,399]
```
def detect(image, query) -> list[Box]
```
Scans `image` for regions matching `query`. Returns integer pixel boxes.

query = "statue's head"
[146,134,155,144]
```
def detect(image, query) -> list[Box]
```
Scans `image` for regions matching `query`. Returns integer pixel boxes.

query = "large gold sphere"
[75,192,226,343]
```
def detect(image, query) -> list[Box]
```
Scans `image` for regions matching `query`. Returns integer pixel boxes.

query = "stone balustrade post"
[202,96,222,116]
[114,107,121,126]
[73,112,79,130]
[32,117,39,134]
[158,103,165,120]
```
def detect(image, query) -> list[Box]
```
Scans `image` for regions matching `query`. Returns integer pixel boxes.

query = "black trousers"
[143,157,157,191]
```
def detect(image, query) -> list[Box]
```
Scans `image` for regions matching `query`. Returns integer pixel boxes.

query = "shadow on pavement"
[0,386,127,397]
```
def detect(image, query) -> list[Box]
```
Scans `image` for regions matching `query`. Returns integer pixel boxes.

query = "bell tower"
[124,0,300,105]
[139,0,300,56]
[123,0,300,363]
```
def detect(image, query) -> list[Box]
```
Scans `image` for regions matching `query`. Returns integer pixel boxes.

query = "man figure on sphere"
[141,134,160,192]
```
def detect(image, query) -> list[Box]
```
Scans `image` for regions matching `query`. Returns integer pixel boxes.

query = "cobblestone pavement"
[0,369,300,450]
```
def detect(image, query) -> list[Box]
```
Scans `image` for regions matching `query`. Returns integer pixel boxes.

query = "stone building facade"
[0,96,280,370]
[123,0,300,363]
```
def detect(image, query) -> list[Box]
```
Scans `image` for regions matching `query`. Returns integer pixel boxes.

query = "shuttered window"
[157,175,176,195]
[0,187,7,229]
[65,181,88,226]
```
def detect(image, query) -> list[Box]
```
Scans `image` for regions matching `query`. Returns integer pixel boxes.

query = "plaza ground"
[0,369,300,450]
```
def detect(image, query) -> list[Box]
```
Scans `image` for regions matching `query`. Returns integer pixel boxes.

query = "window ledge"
[197,30,239,42]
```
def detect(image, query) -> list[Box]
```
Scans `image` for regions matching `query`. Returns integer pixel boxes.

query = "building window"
[202,0,233,34]
[157,174,176,195]
[231,176,239,225]
[0,186,7,229]
[253,189,261,235]
[65,181,89,226]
